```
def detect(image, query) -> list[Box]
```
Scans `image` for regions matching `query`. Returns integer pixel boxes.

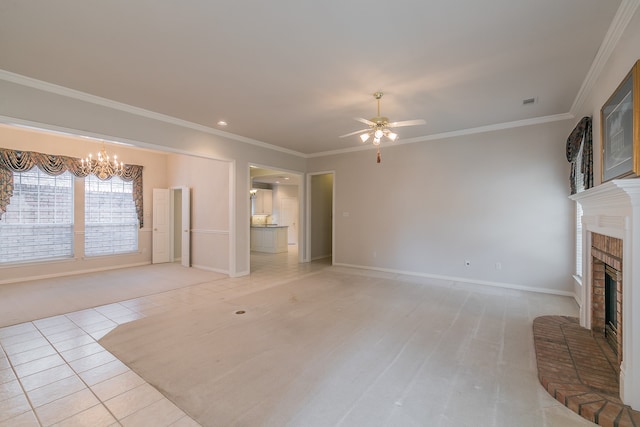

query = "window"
[0,168,74,263]
[576,202,583,276]
[85,175,138,256]
[575,142,585,277]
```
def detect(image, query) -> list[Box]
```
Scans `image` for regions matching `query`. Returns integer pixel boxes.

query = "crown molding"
[570,0,640,116]
[307,113,574,158]
[0,116,236,162]
[0,69,307,159]
[0,67,591,160]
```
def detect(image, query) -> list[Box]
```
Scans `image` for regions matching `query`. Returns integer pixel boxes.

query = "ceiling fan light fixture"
[339,91,425,162]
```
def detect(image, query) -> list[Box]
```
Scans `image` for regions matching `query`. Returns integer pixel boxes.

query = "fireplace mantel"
[571,179,640,409]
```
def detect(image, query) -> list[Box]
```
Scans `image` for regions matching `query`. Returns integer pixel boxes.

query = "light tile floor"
[0,246,320,426]
[0,305,198,426]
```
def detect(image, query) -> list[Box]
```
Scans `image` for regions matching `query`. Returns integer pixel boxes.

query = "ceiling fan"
[340,91,425,162]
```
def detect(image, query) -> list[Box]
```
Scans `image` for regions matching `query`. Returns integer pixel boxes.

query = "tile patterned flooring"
[0,248,321,426]
[0,299,198,426]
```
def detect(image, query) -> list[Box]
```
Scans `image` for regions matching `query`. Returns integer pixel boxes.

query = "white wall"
[166,154,230,273]
[272,184,297,223]
[309,120,575,294]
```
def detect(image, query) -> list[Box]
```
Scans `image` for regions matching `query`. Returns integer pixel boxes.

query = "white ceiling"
[0,1,625,155]
[251,167,301,186]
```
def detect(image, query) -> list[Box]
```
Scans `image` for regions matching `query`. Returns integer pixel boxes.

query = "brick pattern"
[533,316,640,427]
[591,233,623,371]
[592,233,623,264]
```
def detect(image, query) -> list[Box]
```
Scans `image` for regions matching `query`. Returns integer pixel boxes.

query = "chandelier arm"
[81,144,125,180]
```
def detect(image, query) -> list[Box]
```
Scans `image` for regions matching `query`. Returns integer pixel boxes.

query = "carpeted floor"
[0,263,227,327]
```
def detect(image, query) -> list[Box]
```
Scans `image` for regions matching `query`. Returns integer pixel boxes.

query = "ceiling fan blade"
[339,128,370,138]
[388,119,426,128]
[354,117,376,126]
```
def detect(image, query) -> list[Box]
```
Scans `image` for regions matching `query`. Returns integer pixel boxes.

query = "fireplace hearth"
[570,179,640,410]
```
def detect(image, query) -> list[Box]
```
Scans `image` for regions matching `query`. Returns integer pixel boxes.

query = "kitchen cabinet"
[251,189,273,215]
[250,226,288,253]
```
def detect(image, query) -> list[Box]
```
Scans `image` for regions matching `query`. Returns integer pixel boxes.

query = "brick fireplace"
[591,233,622,369]
[571,179,640,410]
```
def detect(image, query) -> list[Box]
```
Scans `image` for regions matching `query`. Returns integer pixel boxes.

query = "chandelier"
[81,144,124,180]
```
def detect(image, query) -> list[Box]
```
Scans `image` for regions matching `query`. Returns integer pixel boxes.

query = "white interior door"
[153,188,171,264]
[181,187,191,267]
[280,197,298,245]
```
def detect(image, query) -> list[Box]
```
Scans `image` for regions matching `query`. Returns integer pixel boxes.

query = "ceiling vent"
[522,97,537,105]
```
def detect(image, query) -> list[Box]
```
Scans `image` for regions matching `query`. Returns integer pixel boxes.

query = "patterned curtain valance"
[0,148,144,227]
[565,116,593,195]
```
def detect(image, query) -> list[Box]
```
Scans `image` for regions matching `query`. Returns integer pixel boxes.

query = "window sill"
[572,274,583,287]
[0,256,77,269]
[82,250,141,260]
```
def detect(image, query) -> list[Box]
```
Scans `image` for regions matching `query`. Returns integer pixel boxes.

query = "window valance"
[566,116,593,195]
[0,148,144,227]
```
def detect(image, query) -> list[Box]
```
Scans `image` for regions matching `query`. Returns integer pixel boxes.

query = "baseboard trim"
[332,263,574,297]
[191,264,229,275]
[311,254,331,261]
[231,269,250,278]
[0,262,150,285]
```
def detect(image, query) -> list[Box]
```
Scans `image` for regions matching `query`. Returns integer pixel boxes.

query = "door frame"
[305,171,335,264]
[152,188,171,264]
[248,163,305,263]
[169,186,191,267]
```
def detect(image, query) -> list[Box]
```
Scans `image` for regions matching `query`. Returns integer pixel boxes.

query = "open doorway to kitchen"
[249,165,304,273]
[306,172,334,265]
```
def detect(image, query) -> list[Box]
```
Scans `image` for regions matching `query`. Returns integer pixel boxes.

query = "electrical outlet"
[495,262,502,270]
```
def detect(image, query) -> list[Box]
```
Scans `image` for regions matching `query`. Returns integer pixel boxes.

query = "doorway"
[249,165,303,270]
[306,172,334,264]
[152,186,191,267]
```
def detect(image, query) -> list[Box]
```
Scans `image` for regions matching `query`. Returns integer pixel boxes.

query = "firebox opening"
[605,264,619,355]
